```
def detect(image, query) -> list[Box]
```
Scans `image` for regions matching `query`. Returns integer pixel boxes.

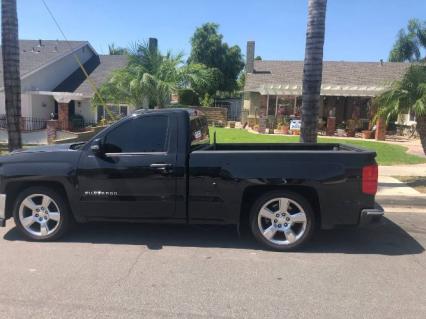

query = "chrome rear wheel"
[250,191,314,251]
[257,197,307,245]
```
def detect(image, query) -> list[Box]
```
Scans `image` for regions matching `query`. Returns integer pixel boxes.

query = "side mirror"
[90,138,104,155]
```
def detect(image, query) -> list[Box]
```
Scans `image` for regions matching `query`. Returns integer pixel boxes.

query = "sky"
[12,0,426,62]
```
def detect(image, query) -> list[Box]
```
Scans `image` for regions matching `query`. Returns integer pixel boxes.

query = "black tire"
[249,190,315,251]
[13,186,73,241]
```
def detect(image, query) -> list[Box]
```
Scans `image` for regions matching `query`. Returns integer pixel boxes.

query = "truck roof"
[133,108,206,120]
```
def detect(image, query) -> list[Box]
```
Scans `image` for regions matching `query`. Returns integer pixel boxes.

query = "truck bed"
[189,142,377,228]
[197,142,373,153]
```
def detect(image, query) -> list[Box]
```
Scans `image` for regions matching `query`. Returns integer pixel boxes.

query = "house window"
[120,106,128,117]
[278,96,295,115]
[97,105,104,121]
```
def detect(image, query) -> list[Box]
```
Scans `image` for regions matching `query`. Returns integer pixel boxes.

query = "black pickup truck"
[0,109,383,250]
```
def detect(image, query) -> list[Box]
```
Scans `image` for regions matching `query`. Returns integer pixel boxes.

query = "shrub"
[201,93,214,107]
[70,114,85,129]
[178,89,199,106]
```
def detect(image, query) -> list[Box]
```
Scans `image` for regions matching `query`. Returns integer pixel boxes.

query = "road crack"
[113,248,146,286]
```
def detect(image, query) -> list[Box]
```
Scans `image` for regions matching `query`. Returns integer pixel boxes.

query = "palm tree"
[95,41,214,109]
[376,64,426,154]
[300,0,327,143]
[108,43,128,55]
[389,19,426,62]
[1,0,22,151]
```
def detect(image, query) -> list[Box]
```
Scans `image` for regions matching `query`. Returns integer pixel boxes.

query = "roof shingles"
[1,40,128,96]
[245,60,410,94]
[54,55,128,96]
[0,40,88,87]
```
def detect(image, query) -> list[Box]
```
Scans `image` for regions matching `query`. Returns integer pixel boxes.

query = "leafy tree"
[300,0,327,143]
[184,63,222,97]
[188,23,244,93]
[237,72,245,91]
[94,41,213,108]
[376,64,426,154]
[389,19,426,62]
[178,88,199,105]
[1,0,22,151]
[108,43,128,55]
[255,56,262,61]
[201,93,214,107]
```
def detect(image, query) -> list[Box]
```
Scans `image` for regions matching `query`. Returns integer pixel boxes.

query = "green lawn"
[210,128,426,166]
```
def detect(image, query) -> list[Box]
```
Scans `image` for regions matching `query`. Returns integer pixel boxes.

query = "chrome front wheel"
[19,194,61,237]
[14,187,72,241]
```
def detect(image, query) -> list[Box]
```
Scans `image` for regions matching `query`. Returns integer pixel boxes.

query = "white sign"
[290,120,301,130]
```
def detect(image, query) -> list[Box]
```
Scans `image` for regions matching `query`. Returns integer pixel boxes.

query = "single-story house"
[0,39,130,131]
[243,41,412,129]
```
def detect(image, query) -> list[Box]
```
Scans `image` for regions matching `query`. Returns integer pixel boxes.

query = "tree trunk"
[1,0,22,151]
[300,0,327,143]
[417,115,426,155]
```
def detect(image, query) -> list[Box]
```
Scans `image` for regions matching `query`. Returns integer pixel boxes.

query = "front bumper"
[0,194,6,227]
[360,203,384,225]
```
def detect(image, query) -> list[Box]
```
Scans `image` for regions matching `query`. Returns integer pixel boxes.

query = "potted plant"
[362,100,378,139]
[336,122,346,137]
[282,116,290,134]
[276,117,290,134]
[362,130,373,139]
[276,123,287,134]
[346,119,357,137]
[362,120,375,139]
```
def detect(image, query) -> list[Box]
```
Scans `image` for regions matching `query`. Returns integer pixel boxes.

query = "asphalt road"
[0,209,425,318]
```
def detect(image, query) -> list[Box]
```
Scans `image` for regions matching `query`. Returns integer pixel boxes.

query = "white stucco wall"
[21,44,94,92]
[128,105,136,115]
[75,99,96,122]
[0,92,4,114]
[0,92,34,117]
[30,94,55,118]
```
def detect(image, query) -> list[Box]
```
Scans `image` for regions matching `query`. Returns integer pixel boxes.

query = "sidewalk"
[379,163,426,176]
[377,174,426,213]
[376,194,426,213]
[378,176,421,195]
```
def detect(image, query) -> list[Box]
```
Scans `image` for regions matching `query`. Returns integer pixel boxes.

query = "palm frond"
[377,64,426,121]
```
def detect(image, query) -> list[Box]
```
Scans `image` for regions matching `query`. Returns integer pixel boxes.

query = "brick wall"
[191,106,228,124]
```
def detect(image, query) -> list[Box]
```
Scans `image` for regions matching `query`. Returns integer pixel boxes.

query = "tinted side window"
[104,115,168,153]
[190,116,209,148]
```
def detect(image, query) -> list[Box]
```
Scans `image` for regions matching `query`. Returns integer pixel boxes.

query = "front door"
[77,113,178,219]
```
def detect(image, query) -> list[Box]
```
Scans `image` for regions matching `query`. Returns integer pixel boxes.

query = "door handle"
[150,163,173,172]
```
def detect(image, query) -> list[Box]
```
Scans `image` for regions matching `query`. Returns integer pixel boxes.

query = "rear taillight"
[362,164,378,195]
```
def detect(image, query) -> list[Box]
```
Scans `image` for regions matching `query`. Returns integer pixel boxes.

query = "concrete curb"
[376,194,426,207]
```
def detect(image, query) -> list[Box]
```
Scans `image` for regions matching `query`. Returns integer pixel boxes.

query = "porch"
[243,92,374,133]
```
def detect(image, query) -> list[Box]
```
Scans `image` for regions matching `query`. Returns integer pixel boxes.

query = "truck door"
[77,113,179,219]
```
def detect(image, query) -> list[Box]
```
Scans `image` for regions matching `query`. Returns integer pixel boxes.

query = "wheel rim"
[18,194,61,237]
[257,197,307,246]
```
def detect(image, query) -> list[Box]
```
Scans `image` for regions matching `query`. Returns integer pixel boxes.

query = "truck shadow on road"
[3,216,424,256]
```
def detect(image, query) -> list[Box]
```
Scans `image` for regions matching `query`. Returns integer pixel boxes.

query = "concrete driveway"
[0,209,425,318]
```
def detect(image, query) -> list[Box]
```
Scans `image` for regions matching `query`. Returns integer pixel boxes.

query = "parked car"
[0,109,383,251]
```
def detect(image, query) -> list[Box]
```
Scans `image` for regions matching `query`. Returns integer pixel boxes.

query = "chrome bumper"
[0,194,6,227]
[360,203,384,225]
